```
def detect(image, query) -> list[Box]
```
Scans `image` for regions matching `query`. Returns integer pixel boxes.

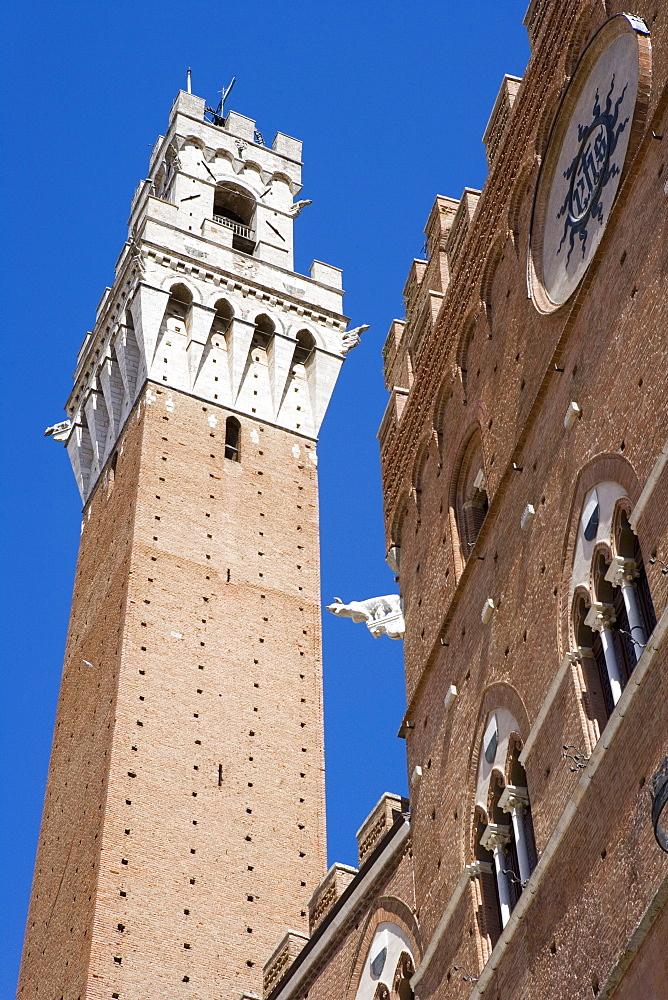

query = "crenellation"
[482,74,522,166]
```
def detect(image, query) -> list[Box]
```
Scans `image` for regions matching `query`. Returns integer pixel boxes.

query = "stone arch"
[212,297,234,322]
[507,162,535,257]
[212,147,235,170]
[611,498,634,556]
[159,276,201,304]
[503,731,525,786]
[252,311,277,343]
[455,313,478,403]
[269,169,297,194]
[449,424,488,570]
[293,327,317,364]
[433,378,453,456]
[479,236,505,332]
[213,179,257,229]
[589,541,615,601]
[467,688,534,954]
[181,134,206,150]
[571,584,593,649]
[241,159,266,187]
[387,499,408,576]
[412,440,430,515]
[557,453,641,657]
[534,82,563,160]
[168,281,193,303]
[345,900,421,1000]
[564,3,600,78]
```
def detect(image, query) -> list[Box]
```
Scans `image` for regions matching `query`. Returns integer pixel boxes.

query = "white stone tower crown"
[60,89,359,502]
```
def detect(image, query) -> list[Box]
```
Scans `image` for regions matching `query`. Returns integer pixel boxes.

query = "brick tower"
[19,88,356,1000]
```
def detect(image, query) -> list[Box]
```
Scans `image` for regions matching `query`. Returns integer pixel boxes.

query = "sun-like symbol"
[556,74,630,265]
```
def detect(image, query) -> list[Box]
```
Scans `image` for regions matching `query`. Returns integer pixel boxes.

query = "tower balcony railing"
[212,215,254,240]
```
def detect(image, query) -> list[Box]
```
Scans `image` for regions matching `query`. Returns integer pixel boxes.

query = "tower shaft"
[20,89,353,1000]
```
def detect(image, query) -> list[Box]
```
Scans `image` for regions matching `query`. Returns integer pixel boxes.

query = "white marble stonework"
[529,15,650,311]
[354,922,413,1000]
[54,90,363,503]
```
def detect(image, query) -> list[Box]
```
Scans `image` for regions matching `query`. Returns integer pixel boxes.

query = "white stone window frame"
[569,483,650,717]
[472,710,535,933]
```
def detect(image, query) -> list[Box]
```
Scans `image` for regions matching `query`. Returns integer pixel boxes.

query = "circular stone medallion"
[528,15,651,313]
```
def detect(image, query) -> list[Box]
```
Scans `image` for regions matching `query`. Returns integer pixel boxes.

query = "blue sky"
[0,1,529,992]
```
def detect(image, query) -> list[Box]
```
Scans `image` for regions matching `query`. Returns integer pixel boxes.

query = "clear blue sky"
[0,2,529,992]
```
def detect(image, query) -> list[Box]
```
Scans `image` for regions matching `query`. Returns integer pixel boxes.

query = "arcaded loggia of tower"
[19,90,356,1000]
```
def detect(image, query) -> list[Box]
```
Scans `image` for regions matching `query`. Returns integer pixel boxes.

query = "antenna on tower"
[186,68,192,94]
[205,76,236,127]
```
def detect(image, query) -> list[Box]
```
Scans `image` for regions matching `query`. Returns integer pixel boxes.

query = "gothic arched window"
[293,329,316,366]
[213,182,256,253]
[570,484,657,742]
[224,416,240,462]
[471,712,536,955]
[452,428,488,563]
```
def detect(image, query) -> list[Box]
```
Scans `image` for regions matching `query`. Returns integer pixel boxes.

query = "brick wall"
[19,383,327,1000]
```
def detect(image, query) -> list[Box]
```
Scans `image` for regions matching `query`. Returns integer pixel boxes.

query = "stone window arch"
[353,922,415,1000]
[412,442,430,517]
[450,427,489,567]
[569,482,656,740]
[386,503,407,577]
[507,164,534,256]
[293,328,316,366]
[455,316,477,403]
[563,7,596,78]
[433,380,452,459]
[253,312,275,350]
[213,181,256,253]
[480,239,504,333]
[469,710,536,955]
[224,416,240,462]
[167,282,193,319]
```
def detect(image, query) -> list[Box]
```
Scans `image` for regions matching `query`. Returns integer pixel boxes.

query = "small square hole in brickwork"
[190,848,196,854]
[190,878,195,884]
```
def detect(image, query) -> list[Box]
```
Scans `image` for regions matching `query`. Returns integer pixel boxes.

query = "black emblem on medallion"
[556,75,630,264]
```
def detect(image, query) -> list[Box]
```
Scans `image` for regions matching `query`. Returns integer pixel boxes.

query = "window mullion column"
[606,556,647,661]
[585,602,622,704]
[481,823,513,927]
[499,785,532,884]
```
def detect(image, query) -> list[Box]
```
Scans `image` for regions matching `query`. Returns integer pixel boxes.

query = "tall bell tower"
[19,89,356,1000]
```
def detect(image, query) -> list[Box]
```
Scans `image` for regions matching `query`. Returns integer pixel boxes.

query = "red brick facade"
[19,386,327,1000]
[18,3,668,1000]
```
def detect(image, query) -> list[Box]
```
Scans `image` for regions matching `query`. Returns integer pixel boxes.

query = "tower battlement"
[62,91,352,504]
